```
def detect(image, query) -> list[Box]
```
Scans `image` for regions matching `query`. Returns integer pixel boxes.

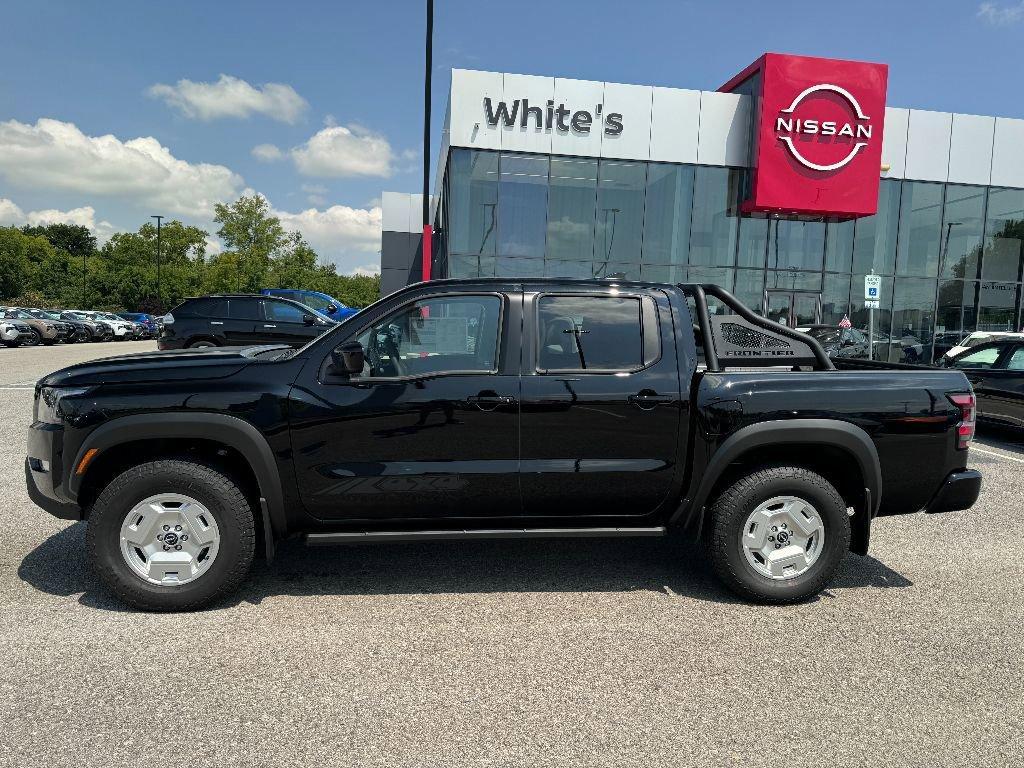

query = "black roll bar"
[678,283,835,372]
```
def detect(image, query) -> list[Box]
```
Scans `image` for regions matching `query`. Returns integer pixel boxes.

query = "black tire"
[86,458,256,611]
[25,329,41,346]
[707,465,850,604]
[188,339,217,348]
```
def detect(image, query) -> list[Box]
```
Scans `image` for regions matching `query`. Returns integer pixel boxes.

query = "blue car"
[260,289,359,322]
[118,312,159,337]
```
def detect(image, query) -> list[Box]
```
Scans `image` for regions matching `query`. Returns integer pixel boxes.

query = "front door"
[766,291,820,328]
[518,288,683,519]
[288,290,521,521]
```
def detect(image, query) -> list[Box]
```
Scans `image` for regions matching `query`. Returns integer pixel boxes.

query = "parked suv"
[61,311,111,342]
[118,313,159,338]
[159,294,335,349]
[0,307,69,345]
[1,318,35,347]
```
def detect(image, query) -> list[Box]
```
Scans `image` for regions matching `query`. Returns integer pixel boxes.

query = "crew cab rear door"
[518,286,684,518]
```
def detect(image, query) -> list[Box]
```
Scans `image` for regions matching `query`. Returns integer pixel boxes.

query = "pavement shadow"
[976,424,1024,454]
[19,523,912,612]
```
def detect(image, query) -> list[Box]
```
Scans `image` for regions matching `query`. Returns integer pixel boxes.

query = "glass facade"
[439,148,1024,363]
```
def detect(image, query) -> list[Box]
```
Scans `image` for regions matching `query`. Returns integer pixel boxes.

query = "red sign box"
[721,53,889,218]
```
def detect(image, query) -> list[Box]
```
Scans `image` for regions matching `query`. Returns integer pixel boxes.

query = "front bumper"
[26,459,81,519]
[25,422,83,520]
[925,469,982,514]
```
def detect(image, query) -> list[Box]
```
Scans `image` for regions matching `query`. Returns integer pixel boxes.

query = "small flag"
[839,314,852,329]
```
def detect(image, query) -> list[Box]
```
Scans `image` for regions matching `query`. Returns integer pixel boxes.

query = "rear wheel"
[188,340,217,348]
[25,329,41,346]
[706,465,850,604]
[86,459,256,611]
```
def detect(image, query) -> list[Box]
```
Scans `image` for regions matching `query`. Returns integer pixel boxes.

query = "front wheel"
[706,465,850,604]
[86,459,256,611]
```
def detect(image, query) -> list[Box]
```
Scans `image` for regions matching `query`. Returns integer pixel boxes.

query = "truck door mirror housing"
[302,313,316,326]
[326,304,338,313]
[331,341,364,375]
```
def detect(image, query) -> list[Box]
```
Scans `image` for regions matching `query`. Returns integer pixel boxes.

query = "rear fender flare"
[68,413,286,540]
[675,419,881,553]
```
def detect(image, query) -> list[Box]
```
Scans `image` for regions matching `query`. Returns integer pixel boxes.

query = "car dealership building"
[381,54,1024,362]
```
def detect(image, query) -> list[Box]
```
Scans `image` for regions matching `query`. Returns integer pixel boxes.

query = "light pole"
[151,215,164,312]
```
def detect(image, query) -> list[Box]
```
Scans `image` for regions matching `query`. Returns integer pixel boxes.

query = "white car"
[943,331,1024,360]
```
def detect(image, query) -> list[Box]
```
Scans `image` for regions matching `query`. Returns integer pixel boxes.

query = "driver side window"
[353,294,502,379]
[953,344,1002,369]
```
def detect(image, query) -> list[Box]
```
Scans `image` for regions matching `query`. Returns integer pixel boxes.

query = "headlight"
[34,387,91,425]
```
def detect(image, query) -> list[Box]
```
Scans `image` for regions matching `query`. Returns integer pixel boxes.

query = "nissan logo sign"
[774,83,874,172]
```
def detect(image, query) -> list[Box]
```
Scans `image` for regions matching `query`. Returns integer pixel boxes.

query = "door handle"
[628,390,673,410]
[263,324,277,328]
[467,393,516,411]
[210,321,224,325]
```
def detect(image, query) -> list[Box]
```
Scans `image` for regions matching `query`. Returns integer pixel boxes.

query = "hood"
[39,346,261,387]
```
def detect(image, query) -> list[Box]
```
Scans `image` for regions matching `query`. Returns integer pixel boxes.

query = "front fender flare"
[673,419,882,554]
[68,413,287,542]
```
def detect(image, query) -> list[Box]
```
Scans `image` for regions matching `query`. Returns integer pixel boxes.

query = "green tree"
[213,194,286,293]
[0,227,36,300]
[20,223,96,261]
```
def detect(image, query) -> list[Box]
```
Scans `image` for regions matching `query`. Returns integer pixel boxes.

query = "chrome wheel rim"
[119,494,221,586]
[740,495,825,580]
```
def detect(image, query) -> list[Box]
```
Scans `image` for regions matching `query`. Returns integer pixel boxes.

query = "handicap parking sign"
[864,274,882,301]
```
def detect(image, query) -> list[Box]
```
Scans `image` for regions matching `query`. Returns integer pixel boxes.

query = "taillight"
[948,392,976,450]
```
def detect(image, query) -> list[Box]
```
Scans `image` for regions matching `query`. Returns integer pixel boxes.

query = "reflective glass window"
[940,185,986,279]
[546,157,597,261]
[447,150,498,256]
[821,273,852,325]
[640,263,686,283]
[936,280,978,359]
[596,161,646,264]
[689,167,741,267]
[768,219,825,271]
[734,269,765,314]
[977,281,1018,332]
[766,270,822,292]
[982,187,1024,282]
[896,181,943,277]
[495,257,544,277]
[497,154,548,258]
[537,295,643,371]
[825,219,855,273]
[642,164,694,266]
[891,278,937,363]
[736,215,768,269]
[853,179,900,274]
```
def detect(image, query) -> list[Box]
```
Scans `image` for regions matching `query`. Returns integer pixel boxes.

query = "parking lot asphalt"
[0,342,1022,768]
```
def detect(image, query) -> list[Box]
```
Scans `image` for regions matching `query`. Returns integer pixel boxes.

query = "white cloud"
[351,264,381,277]
[148,74,308,123]
[204,236,223,256]
[290,124,394,178]
[252,143,283,162]
[0,118,242,218]
[271,202,382,271]
[0,197,116,243]
[978,1,1024,24]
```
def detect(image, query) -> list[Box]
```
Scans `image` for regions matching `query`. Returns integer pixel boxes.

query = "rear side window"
[179,298,228,317]
[229,299,260,321]
[537,295,654,372]
[1005,347,1024,371]
[953,345,1002,369]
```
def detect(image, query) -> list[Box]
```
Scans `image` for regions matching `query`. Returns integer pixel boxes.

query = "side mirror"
[302,313,315,326]
[326,304,338,313]
[331,341,364,375]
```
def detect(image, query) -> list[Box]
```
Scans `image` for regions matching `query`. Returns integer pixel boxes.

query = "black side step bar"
[305,527,666,545]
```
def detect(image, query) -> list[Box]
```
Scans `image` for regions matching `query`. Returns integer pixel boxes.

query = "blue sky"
[1,0,1022,273]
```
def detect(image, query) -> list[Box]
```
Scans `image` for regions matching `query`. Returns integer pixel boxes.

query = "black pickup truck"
[26,279,981,610]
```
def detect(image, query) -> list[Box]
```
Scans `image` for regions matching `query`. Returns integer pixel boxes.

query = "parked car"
[118,313,159,338]
[0,307,70,345]
[159,294,335,350]
[940,339,1024,427]
[39,311,90,343]
[261,288,359,322]
[0,318,35,347]
[61,311,111,342]
[941,331,1024,362]
[799,325,870,359]
[26,279,981,611]
[21,308,78,343]
[93,312,139,340]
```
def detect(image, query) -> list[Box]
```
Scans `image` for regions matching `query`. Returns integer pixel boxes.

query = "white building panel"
[550,76,604,157]
[407,194,426,234]
[500,73,555,155]
[948,113,995,186]
[880,107,909,179]
[382,191,413,233]
[649,87,701,164]
[449,69,503,150]
[600,81,653,161]
[990,117,1024,188]
[697,91,750,167]
[904,109,952,182]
